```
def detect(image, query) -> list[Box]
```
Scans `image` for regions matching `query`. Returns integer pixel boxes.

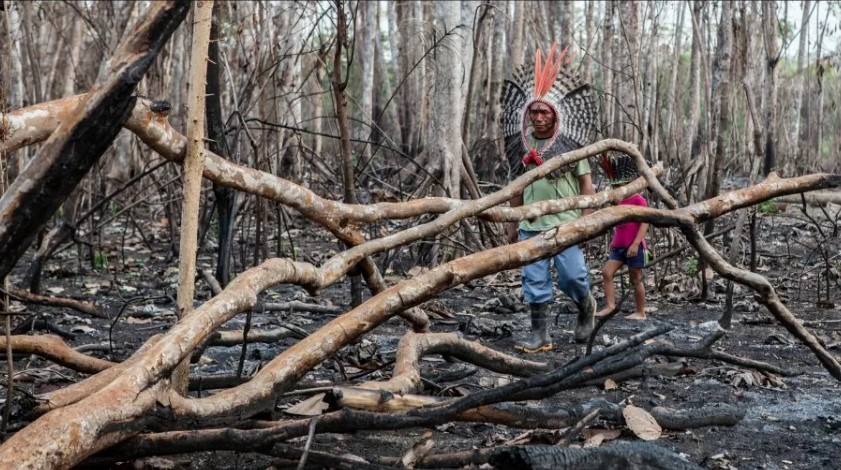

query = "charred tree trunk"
[664,2,685,169]
[702,0,734,236]
[680,0,703,203]
[761,1,779,175]
[206,2,237,287]
[490,442,702,470]
[602,0,615,135]
[581,0,594,83]
[333,0,364,307]
[790,0,809,163]
[615,0,640,143]
[510,0,525,70]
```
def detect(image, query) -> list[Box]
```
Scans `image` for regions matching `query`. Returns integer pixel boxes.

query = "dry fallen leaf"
[46,287,65,294]
[501,430,536,446]
[623,405,662,441]
[604,378,617,391]
[196,356,215,366]
[478,376,511,388]
[70,325,96,335]
[284,393,329,416]
[401,431,434,469]
[583,428,621,447]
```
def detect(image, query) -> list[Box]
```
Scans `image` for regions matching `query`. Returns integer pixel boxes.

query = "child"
[595,153,649,320]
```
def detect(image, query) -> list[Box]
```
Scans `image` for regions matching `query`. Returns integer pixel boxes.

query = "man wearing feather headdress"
[500,43,599,352]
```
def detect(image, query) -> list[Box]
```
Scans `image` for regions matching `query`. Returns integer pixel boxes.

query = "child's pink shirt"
[612,194,648,249]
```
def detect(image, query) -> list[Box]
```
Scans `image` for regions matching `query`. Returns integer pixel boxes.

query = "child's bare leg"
[596,260,623,317]
[626,268,646,320]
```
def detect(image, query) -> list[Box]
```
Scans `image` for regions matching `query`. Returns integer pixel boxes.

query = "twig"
[236,304,255,379]
[296,416,319,470]
[586,293,629,356]
[0,287,107,319]
[2,278,10,437]
[558,408,600,446]
[270,443,394,470]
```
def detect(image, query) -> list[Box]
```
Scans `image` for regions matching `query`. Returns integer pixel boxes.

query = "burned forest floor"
[2,196,840,470]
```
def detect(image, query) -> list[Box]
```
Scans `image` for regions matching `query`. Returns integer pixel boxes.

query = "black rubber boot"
[515,303,553,353]
[574,292,596,343]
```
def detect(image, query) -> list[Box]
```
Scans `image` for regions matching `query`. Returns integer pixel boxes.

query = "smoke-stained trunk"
[791,0,809,163]
[582,0,594,83]
[664,2,685,169]
[680,0,703,202]
[426,0,466,198]
[614,0,640,143]
[761,1,779,175]
[332,0,364,306]
[358,0,376,160]
[510,0,525,69]
[602,0,615,134]
[703,0,734,236]
[207,2,237,287]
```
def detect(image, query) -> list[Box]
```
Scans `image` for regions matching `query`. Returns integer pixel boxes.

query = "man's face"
[528,101,556,138]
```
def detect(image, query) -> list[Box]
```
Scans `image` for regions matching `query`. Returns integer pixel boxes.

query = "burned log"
[489,442,703,470]
[650,404,745,430]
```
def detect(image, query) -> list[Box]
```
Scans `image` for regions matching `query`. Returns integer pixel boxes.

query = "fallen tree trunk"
[330,387,616,429]
[1,287,107,318]
[650,404,745,430]
[358,331,549,393]
[775,191,841,206]
[0,334,113,374]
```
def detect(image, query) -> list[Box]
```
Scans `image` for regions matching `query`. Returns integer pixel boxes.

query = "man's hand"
[507,224,519,244]
[627,243,639,257]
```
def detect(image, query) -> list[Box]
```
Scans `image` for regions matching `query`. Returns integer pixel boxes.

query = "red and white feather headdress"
[500,42,599,176]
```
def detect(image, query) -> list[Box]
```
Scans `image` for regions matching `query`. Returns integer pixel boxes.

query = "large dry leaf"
[284,393,328,416]
[623,405,662,441]
[604,378,617,390]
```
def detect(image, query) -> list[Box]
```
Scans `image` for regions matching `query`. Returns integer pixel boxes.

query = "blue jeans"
[609,247,648,268]
[519,229,591,305]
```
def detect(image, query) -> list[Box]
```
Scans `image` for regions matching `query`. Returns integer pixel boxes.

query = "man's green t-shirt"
[519,136,591,232]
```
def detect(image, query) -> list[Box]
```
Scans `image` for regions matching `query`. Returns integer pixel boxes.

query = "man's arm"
[507,195,523,243]
[577,173,595,217]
